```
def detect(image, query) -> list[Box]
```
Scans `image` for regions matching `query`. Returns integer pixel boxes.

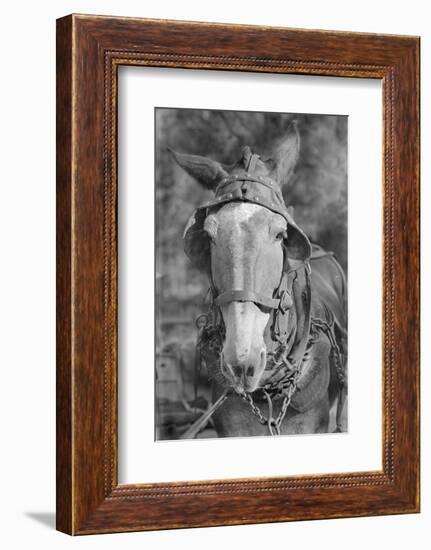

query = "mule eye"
[275,231,287,241]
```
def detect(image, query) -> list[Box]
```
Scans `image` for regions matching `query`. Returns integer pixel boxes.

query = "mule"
[171,122,347,437]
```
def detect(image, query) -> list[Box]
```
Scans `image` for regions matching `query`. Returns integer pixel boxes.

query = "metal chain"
[236,389,293,436]
[237,391,268,426]
[311,317,346,386]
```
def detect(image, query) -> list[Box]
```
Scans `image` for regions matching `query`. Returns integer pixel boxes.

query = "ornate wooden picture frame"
[56,14,420,535]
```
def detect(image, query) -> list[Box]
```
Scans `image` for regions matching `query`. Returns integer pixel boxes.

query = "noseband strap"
[214,290,280,310]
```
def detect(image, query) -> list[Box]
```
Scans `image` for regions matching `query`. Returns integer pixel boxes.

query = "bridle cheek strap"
[214,290,280,310]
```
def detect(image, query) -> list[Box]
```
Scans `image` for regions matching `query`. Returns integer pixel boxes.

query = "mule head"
[171,122,303,393]
[206,202,287,392]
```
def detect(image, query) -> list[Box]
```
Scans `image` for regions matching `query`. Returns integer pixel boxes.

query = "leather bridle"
[208,160,295,317]
[215,290,281,311]
[211,259,293,315]
[202,166,312,372]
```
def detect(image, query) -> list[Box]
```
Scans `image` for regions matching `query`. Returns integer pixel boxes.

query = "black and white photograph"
[155,108,348,441]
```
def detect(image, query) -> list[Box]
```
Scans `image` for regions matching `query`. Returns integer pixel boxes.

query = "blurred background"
[155,108,347,440]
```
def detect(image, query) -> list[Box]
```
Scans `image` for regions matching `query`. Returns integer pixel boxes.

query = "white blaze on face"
[208,203,285,392]
[226,204,252,290]
[222,302,269,392]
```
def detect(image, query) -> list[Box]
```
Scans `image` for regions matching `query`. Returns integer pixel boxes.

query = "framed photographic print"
[56,14,420,534]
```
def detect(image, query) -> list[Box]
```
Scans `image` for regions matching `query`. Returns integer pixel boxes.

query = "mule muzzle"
[222,347,267,393]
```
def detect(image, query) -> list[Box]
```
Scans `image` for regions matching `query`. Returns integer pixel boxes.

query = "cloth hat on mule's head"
[170,121,312,272]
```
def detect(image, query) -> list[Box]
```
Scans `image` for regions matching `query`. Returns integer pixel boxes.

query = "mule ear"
[269,121,300,187]
[169,148,228,190]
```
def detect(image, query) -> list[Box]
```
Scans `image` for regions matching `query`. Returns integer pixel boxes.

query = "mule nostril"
[232,365,242,377]
[246,366,255,377]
